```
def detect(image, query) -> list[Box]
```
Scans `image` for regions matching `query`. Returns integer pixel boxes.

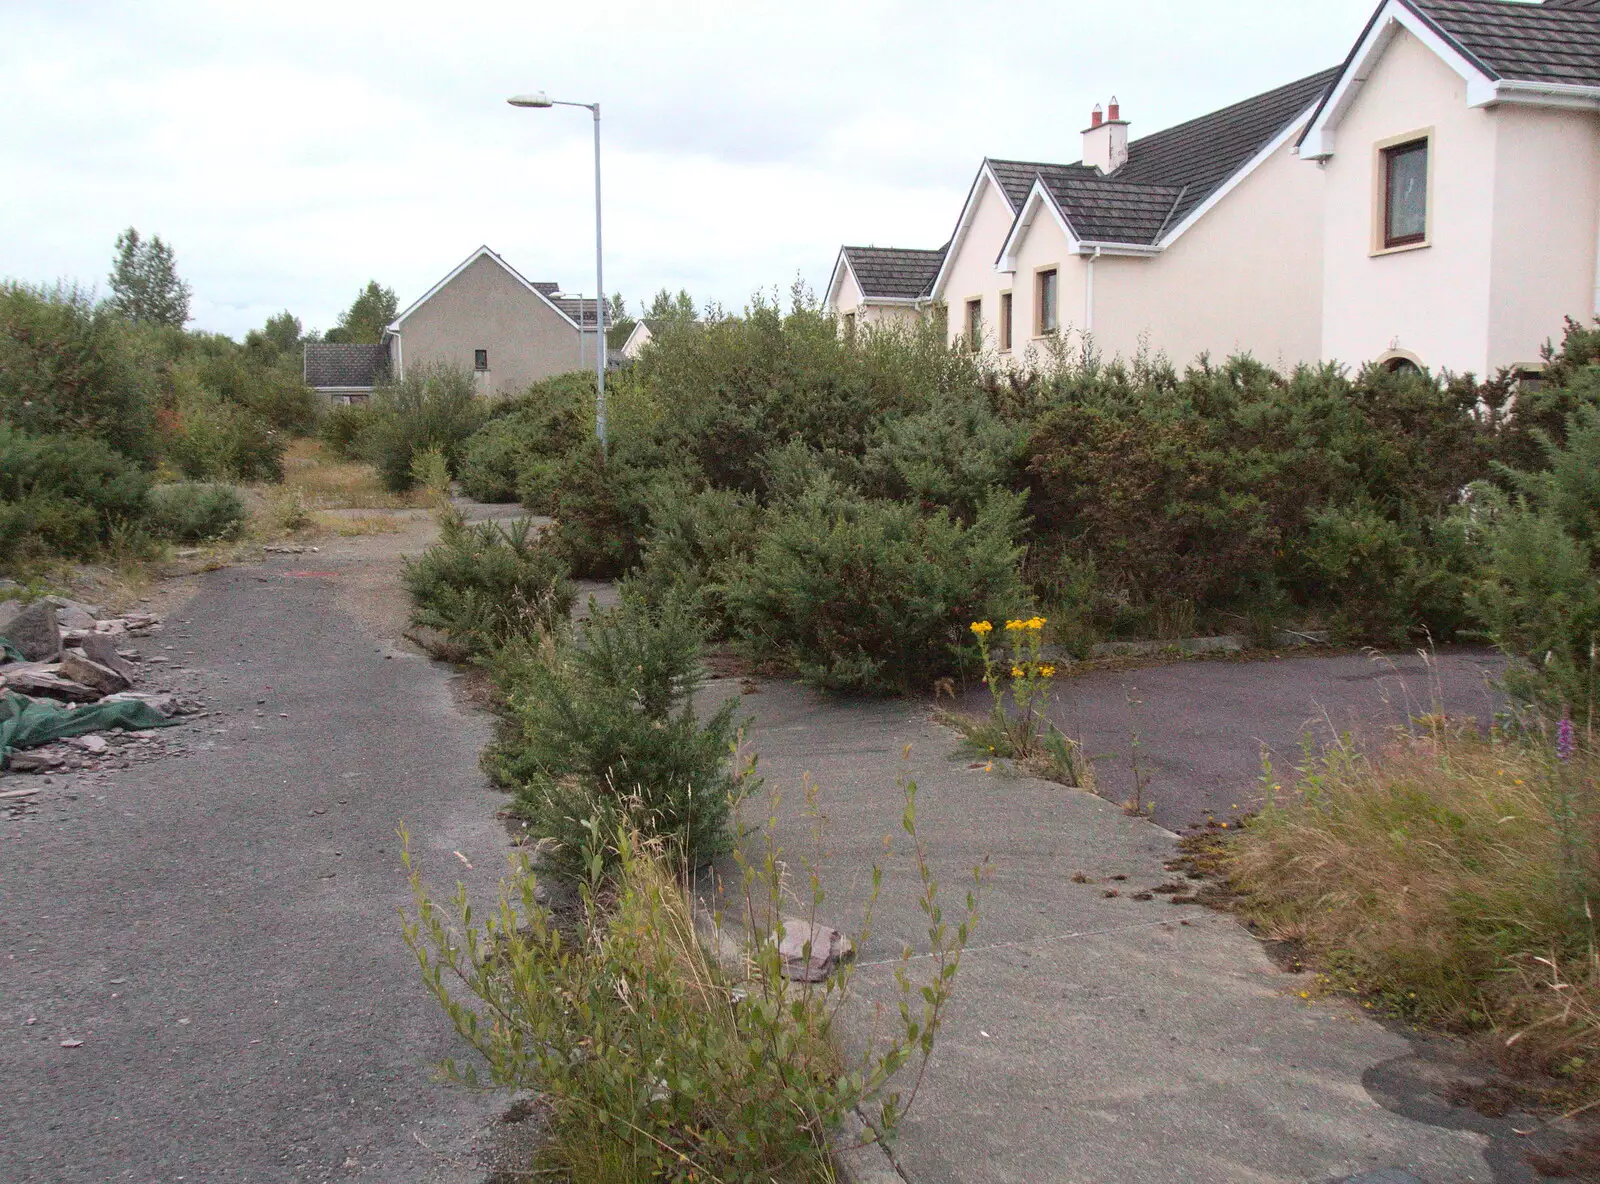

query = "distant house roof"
[985,66,1341,248]
[548,295,600,327]
[304,342,388,390]
[838,245,949,301]
[1408,0,1600,87]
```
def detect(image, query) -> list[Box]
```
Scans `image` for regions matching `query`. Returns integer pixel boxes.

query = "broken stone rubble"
[774,918,854,983]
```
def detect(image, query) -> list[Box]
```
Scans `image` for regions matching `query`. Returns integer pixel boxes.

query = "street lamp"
[508,90,608,456]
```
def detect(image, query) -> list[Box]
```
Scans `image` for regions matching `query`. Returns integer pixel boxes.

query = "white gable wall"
[1320,28,1498,374]
[938,176,1023,350]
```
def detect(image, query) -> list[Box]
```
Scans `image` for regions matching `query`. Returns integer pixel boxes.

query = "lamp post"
[508,91,607,456]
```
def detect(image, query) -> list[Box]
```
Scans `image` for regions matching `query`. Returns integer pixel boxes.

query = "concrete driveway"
[0,523,520,1183]
[961,646,1505,830]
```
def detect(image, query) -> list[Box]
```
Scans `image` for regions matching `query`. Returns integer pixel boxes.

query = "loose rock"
[77,634,138,682]
[0,601,62,662]
[775,919,854,983]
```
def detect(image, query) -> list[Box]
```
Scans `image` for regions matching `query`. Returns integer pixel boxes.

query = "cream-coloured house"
[829,0,1600,378]
[825,246,948,334]
[302,246,604,401]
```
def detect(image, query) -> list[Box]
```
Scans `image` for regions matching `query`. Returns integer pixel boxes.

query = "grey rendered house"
[304,246,603,401]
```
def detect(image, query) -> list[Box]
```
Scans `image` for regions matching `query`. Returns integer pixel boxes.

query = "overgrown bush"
[362,364,487,492]
[1469,404,1600,720]
[549,441,665,578]
[318,402,373,461]
[457,375,596,506]
[177,341,317,433]
[163,380,284,481]
[726,476,1027,693]
[633,484,765,635]
[403,509,573,655]
[0,282,160,464]
[0,425,152,563]
[144,481,247,543]
[487,592,749,875]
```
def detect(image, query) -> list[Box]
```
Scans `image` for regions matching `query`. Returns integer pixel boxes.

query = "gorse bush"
[361,364,487,492]
[317,402,373,461]
[726,475,1027,693]
[488,591,750,877]
[144,482,247,543]
[0,425,152,564]
[456,373,594,506]
[163,379,285,482]
[1469,404,1600,721]
[633,483,765,636]
[549,440,664,579]
[403,509,573,656]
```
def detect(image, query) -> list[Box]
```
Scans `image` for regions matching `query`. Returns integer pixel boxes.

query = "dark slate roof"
[303,343,388,389]
[1409,0,1600,87]
[841,245,949,300]
[531,281,560,296]
[984,67,1340,245]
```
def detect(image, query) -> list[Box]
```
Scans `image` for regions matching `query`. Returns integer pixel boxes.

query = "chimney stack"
[1082,95,1129,174]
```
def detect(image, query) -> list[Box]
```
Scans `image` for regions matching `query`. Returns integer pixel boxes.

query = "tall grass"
[1229,726,1600,1091]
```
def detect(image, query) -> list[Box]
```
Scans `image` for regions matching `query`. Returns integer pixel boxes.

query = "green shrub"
[403,509,573,655]
[0,282,160,464]
[177,342,317,433]
[164,378,284,481]
[144,482,247,543]
[455,420,525,503]
[362,364,487,492]
[458,375,595,505]
[317,402,373,460]
[1469,404,1600,719]
[549,442,661,579]
[863,390,1028,520]
[726,477,1027,693]
[633,484,764,635]
[0,425,151,562]
[487,592,749,875]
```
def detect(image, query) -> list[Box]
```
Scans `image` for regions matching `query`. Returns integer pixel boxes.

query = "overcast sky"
[2,0,1382,339]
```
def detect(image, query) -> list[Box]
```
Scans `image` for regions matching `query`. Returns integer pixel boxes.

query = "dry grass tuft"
[276,437,427,511]
[1228,727,1600,1096]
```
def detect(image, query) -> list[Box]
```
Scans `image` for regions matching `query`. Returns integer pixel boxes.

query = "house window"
[1036,269,1058,335]
[1383,138,1429,249]
[473,348,488,371]
[965,299,983,350]
[842,311,856,340]
[999,292,1013,352]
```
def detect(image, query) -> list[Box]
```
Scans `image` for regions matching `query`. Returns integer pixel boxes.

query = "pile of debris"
[0,596,200,771]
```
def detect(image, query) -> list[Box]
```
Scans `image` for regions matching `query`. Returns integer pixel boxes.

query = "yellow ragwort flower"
[1040,665,1057,678]
[1026,616,1047,631]
[1011,665,1024,679]
[970,621,993,636]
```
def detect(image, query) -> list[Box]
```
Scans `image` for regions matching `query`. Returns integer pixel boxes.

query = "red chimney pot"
[1091,103,1104,128]
[1108,96,1121,121]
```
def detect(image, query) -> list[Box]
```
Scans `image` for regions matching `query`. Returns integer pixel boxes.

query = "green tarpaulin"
[0,690,177,765]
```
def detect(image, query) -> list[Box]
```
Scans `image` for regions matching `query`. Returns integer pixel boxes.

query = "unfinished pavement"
[0,520,522,1183]
[723,677,1504,1184]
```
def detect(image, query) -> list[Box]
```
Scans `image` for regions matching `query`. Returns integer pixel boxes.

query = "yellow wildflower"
[1005,620,1024,632]
[1026,616,1047,630]
[1040,665,1057,678]
[1011,665,1024,679]
[970,621,993,636]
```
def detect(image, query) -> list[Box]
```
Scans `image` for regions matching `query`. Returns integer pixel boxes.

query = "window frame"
[842,311,857,340]
[965,297,983,351]
[473,348,489,371]
[1372,129,1433,255]
[999,290,1013,353]
[1035,267,1059,336]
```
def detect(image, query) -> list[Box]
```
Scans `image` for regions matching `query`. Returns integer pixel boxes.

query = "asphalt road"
[962,645,1506,830]
[0,556,515,1183]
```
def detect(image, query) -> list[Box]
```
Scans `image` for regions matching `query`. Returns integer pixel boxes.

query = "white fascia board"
[1077,242,1162,257]
[930,161,1015,302]
[1157,100,1321,247]
[1300,0,1496,159]
[389,245,583,331]
[996,179,1082,273]
[861,296,925,307]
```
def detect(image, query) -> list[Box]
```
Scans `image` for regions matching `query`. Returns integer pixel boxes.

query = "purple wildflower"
[1557,717,1577,762]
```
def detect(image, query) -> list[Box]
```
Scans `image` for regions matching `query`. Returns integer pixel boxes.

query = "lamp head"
[507,92,553,108]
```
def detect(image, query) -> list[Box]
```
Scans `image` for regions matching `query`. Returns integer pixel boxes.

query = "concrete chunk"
[59,652,131,696]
